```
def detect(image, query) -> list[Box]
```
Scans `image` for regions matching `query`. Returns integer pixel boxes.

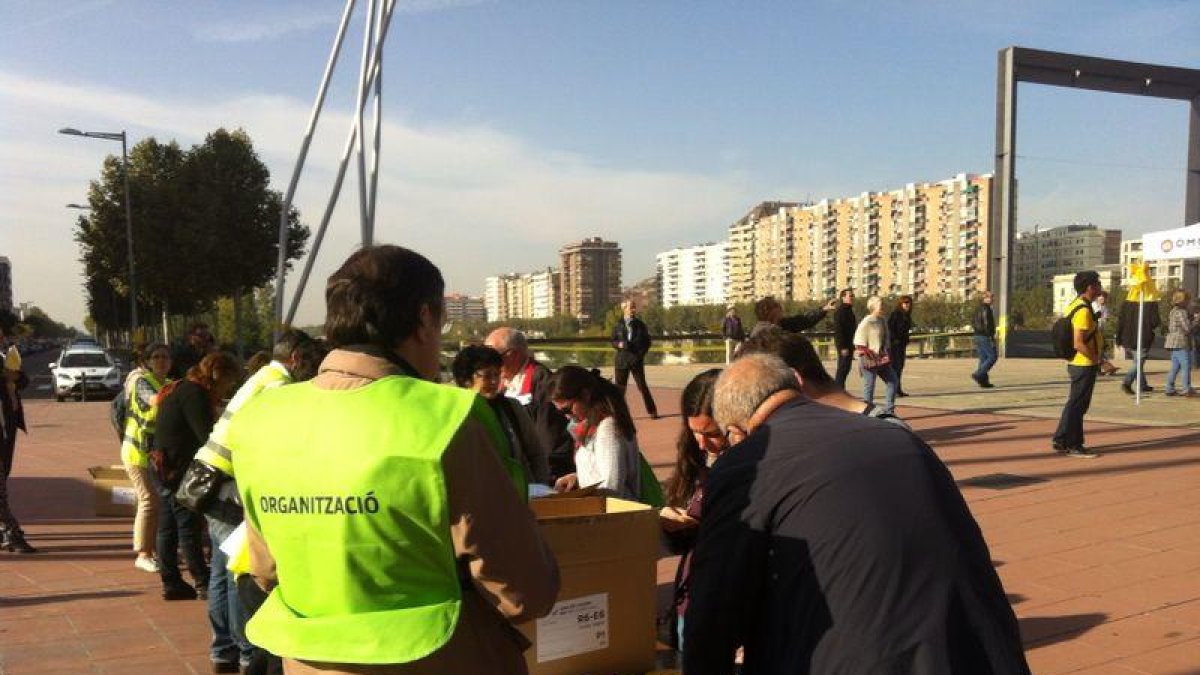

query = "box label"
[535,593,609,663]
[110,486,137,505]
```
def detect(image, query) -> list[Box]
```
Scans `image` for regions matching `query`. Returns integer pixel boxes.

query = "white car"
[51,347,123,402]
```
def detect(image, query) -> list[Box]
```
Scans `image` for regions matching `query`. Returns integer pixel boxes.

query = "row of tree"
[77,128,309,344]
[0,307,76,340]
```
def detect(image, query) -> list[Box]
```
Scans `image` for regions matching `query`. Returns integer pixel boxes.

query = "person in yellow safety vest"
[191,329,326,674]
[225,245,560,674]
[120,343,172,574]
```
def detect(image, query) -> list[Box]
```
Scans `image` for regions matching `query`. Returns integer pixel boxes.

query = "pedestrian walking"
[832,289,857,388]
[612,300,658,419]
[854,296,898,416]
[721,306,745,363]
[1164,289,1194,397]
[0,324,35,553]
[1052,271,1105,458]
[683,354,1030,674]
[1116,297,1159,395]
[887,295,913,396]
[121,343,172,572]
[225,245,559,674]
[971,290,998,388]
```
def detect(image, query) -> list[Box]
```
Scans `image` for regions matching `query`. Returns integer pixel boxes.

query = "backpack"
[1052,300,1095,361]
[110,391,128,441]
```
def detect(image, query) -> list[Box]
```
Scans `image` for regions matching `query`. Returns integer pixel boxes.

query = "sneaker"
[1165,390,1178,397]
[1,529,38,554]
[1051,441,1069,454]
[970,373,984,387]
[1065,446,1100,458]
[897,390,910,397]
[134,557,160,573]
[980,379,996,389]
[1142,385,1155,392]
[1121,383,1135,396]
[162,581,198,601]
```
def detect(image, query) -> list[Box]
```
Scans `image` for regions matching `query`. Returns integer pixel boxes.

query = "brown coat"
[244,347,560,675]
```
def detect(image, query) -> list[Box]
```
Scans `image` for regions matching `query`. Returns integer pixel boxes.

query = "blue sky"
[2,0,1198,327]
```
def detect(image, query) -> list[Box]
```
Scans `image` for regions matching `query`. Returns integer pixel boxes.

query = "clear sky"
[1,0,1197,328]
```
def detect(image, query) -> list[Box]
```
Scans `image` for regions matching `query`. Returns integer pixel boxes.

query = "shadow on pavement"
[0,590,139,608]
[1019,613,1108,647]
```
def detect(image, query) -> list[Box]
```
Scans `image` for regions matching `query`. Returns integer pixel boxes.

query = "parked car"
[50,346,122,402]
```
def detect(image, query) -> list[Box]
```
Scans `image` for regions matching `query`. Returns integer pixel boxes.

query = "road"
[18,347,59,400]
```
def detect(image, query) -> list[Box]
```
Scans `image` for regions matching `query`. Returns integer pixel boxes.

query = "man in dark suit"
[611,300,658,419]
[486,327,575,480]
[684,353,1028,675]
[832,288,857,388]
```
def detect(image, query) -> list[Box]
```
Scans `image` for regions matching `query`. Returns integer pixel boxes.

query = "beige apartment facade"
[483,268,561,322]
[727,174,991,303]
[559,238,622,322]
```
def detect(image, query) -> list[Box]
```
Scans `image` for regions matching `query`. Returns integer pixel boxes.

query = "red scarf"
[517,360,537,397]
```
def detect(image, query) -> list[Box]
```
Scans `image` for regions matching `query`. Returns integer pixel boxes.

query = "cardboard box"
[519,496,659,675]
[88,465,137,517]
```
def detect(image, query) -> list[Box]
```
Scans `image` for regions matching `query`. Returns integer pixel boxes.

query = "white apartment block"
[656,242,729,308]
[483,268,561,322]
[1120,239,1186,290]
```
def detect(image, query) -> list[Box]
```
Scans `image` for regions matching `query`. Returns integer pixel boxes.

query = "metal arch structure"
[271,0,397,334]
[992,46,1200,357]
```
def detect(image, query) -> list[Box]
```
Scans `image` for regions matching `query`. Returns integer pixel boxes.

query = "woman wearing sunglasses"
[549,365,642,500]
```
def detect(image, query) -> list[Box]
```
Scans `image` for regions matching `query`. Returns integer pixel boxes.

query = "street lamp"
[59,127,137,338]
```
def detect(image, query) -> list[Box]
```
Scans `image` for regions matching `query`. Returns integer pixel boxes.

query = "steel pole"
[354,0,378,245]
[366,0,387,237]
[120,132,138,338]
[272,0,359,336]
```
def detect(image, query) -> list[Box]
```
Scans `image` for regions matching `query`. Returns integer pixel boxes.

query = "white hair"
[867,296,883,313]
[714,353,799,430]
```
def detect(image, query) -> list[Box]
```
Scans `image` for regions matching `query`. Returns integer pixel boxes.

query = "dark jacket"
[887,308,913,350]
[778,309,827,334]
[612,317,652,368]
[154,380,215,491]
[832,304,857,350]
[721,315,745,341]
[683,398,1029,675]
[972,303,996,337]
[527,360,576,480]
[1,366,26,440]
[1116,301,1161,349]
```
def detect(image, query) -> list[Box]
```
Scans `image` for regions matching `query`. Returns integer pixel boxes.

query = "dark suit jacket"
[833,304,857,349]
[683,398,1029,675]
[612,317,651,369]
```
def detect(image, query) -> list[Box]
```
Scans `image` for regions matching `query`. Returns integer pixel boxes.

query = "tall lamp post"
[59,127,137,339]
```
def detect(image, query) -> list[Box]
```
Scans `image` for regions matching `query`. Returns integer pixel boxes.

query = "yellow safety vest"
[196,361,292,477]
[120,372,167,467]
[227,375,492,664]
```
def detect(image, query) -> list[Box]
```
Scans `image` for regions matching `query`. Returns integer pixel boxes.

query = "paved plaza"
[2,357,1200,673]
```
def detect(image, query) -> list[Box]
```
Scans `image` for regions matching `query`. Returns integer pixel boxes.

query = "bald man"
[485,327,575,480]
[684,354,1028,674]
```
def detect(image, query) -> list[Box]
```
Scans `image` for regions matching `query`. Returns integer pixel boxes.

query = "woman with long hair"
[661,369,726,654]
[121,342,172,573]
[152,351,241,602]
[549,365,641,500]
[1165,289,1195,396]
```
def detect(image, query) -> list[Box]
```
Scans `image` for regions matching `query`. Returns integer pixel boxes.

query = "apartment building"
[444,293,486,323]
[483,268,562,322]
[1120,239,1187,290]
[559,238,622,322]
[0,257,11,313]
[726,202,801,304]
[656,241,729,308]
[727,174,991,303]
[1013,224,1122,289]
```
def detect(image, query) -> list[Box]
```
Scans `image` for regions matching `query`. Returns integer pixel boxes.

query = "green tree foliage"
[75,129,310,335]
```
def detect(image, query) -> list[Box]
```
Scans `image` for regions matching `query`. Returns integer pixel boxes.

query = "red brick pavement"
[3,390,1200,674]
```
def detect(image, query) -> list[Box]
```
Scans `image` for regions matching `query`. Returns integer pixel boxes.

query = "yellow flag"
[1126,262,1160,301]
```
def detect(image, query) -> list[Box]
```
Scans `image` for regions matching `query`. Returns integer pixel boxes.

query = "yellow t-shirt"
[1066,298,1102,367]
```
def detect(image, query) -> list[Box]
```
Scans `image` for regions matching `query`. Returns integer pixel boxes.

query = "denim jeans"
[1123,348,1149,389]
[1167,348,1192,394]
[861,361,897,414]
[207,524,254,666]
[155,486,207,588]
[973,336,997,380]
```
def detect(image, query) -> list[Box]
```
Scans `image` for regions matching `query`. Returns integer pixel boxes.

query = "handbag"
[174,459,226,514]
[858,348,892,372]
